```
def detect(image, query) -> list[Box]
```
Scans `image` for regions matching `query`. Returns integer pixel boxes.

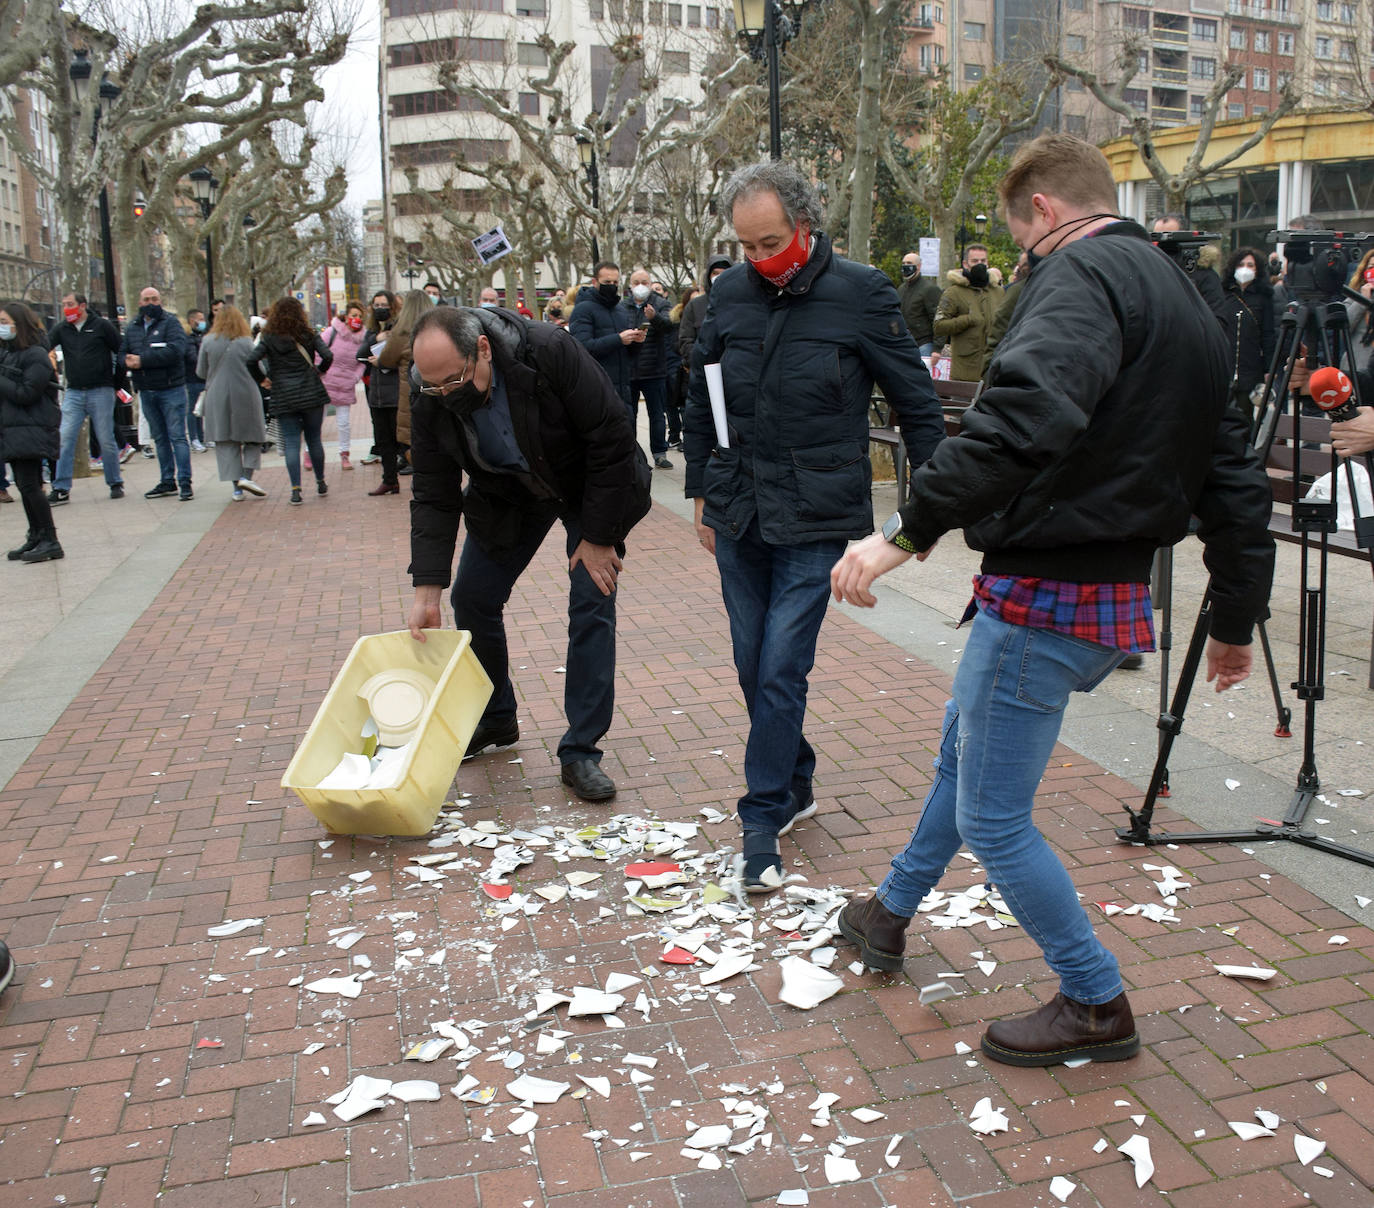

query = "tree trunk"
[846,2,889,264]
[933,209,960,276]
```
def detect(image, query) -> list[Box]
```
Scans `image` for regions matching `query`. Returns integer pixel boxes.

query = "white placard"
[919,237,941,274]
[471,225,513,265]
[703,363,729,449]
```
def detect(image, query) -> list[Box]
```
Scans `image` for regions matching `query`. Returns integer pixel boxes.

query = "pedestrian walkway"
[0,449,1371,1206]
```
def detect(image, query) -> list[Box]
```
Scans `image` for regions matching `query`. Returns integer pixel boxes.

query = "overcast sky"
[321,10,383,214]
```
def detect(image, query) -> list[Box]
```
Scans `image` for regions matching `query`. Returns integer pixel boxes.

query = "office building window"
[964,63,983,81]
[1123,6,1149,28]
[1252,67,1269,89]
[1065,114,1086,133]
[963,20,984,39]
[1229,27,1246,49]
[517,42,547,64]
[519,91,539,114]
[1190,95,1205,118]
[1065,33,1085,51]
[1277,32,1293,54]
[1233,69,1247,88]
[1253,30,1270,51]
[1228,102,1245,118]
[1192,56,1216,79]
[1192,18,1217,40]
[663,49,689,72]
[515,0,546,14]
[1315,35,1332,58]
[1316,0,1332,16]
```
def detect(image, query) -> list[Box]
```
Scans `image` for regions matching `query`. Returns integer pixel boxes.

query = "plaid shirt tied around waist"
[966,574,1156,654]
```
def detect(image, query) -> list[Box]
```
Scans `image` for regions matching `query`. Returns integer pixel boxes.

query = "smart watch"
[882,511,918,554]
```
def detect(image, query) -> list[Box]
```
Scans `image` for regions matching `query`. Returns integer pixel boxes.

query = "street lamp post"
[402,264,420,290]
[68,50,121,324]
[242,214,259,316]
[575,135,601,264]
[188,166,220,309]
[732,0,807,160]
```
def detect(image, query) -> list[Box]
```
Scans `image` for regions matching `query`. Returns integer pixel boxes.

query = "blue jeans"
[277,407,326,488]
[452,513,616,766]
[141,386,192,488]
[714,518,846,835]
[186,382,205,444]
[917,342,935,358]
[630,377,669,456]
[877,608,1126,1005]
[55,386,121,490]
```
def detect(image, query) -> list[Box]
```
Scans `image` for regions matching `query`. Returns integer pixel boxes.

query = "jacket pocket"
[791,440,868,524]
[702,446,743,523]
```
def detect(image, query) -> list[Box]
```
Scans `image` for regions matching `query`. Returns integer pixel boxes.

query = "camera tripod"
[1118,296,1374,869]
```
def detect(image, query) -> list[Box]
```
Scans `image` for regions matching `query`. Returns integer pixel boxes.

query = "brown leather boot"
[837,895,911,972]
[981,991,1140,1067]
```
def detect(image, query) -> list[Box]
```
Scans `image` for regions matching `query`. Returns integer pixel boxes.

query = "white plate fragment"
[1294,1134,1326,1166]
[568,989,625,1017]
[604,972,641,994]
[405,1037,454,1062]
[824,1154,861,1184]
[776,957,843,1010]
[1328,935,1349,946]
[919,980,957,1005]
[577,1075,611,1099]
[1049,1175,1076,1202]
[304,974,364,999]
[700,951,753,986]
[208,918,263,938]
[301,1111,327,1127]
[686,1124,732,1149]
[968,1097,1009,1135]
[390,1080,441,1103]
[508,1110,539,1136]
[507,1074,570,1105]
[1228,1121,1275,1141]
[850,1107,886,1124]
[1213,964,1277,981]
[777,1192,809,1206]
[1255,1109,1281,1130]
[1118,1134,1154,1187]
[885,1134,902,1168]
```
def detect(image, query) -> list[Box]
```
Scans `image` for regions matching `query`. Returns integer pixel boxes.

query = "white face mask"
[1234,266,1256,285]
[631,284,651,302]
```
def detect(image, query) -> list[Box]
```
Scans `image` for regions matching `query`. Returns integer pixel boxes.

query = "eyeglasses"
[416,365,473,397]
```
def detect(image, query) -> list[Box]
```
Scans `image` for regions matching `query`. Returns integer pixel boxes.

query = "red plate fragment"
[195,1038,224,1049]
[660,946,698,965]
[625,862,681,878]
[482,883,514,900]
[1094,902,1124,915]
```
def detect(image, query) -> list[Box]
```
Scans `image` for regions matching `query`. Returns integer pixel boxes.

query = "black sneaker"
[742,833,784,893]
[21,536,63,563]
[290,488,303,505]
[463,718,519,760]
[179,486,194,501]
[110,484,124,499]
[144,482,177,498]
[317,480,328,496]
[48,488,70,505]
[654,455,673,469]
[0,940,13,994]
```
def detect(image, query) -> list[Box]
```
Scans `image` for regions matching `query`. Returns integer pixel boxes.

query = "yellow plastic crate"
[282,630,493,836]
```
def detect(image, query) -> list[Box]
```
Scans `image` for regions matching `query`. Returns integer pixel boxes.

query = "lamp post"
[242,213,259,316]
[188,166,220,309]
[401,263,420,290]
[732,0,807,160]
[69,50,121,324]
[575,135,601,263]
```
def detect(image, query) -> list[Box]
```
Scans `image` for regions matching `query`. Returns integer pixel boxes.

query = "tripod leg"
[1256,621,1291,737]
[1152,547,1174,796]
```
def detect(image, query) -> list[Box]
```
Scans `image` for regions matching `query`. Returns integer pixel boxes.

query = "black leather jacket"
[897,221,1273,645]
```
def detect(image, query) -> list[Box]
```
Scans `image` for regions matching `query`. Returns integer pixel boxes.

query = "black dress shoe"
[1117,652,1145,670]
[463,718,519,760]
[837,896,911,971]
[561,759,616,801]
[981,991,1140,1067]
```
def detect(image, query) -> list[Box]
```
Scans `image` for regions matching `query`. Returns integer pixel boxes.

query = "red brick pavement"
[1,464,1371,1206]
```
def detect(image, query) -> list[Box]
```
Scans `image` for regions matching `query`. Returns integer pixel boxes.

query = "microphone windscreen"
[1308,367,1352,411]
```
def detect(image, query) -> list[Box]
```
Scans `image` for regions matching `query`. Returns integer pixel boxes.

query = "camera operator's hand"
[1288,346,1312,396]
[1331,405,1374,458]
[1205,638,1253,692]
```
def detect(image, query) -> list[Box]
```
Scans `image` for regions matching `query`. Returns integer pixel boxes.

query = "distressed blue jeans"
[878,607,1127,1005]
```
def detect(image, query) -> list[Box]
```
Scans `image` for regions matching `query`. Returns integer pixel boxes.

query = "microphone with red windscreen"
[1308,366,1358,422]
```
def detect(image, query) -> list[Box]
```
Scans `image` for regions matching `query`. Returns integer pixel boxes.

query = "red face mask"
[63,307,81,323]
[347,316,363,331]
[748,223,811,288]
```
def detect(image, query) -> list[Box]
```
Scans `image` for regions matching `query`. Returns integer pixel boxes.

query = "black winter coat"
[120,309,188,391]
[897,221,1274,645]
[1221,281,1276,394]
[569,286,634,401]
[0,343,60,463]
[628,291,673,381]
[683,234,945,545]
[251,332,333,416]
[408,308,652,580]
[358,325,399,408]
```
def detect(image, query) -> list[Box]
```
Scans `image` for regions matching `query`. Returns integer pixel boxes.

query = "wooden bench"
[1263,410,1374,687]
[869,378,979,503]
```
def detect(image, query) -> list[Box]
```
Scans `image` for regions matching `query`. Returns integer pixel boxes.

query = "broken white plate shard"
[1213,964,1277,980]
[565,871,601,887]
[405,1037,454,1062]
[390,1080,441,1103]
[1312,1166,1335,1178]
[508,1110,540,1136]
[1225,778,1241,791]
[1228,1121,1275,1141]
[1131,1114,1146,1127]
[629,1069,654,1086]
[1254,1109,1281,1130]
[1294,1134,1326,1166]
[333,931,365,951]
[976,960,997,977]
[535,1033,564,1056]
[968,1097,1010,1135]
[1328,935,1349,946]
[700,951,753,986]
[533,992,571,1015]
[301,1112,327,1127]
[686,1124,732,1149]
[534,884,567,904]
[1093,1138,1109,1154]
[603,971,642,995]
[432,1021,470,1045]
[777,1192,810,1207]
[776,956,844,1010]
[698,1153,722,1171]
[1049,1175,1076,1203]
[953,1041,973,1055]
[302,1042,326,1056]
[850,1108,886,1124]
[568,989,625,1017]
[304,975,364,999]
[1356,896,1371,909]
[507,1074,571,1105]
[1118,1134,1155,1188]
[824,1155,861,1185]
[207,918,263,938]
[919,981,957,1005]
[1063,1056,1092,1069]
[884,1134,903,1168]
[624,1054,658,1069]
[577,1075,611,1099]
[333,1096,386,1122]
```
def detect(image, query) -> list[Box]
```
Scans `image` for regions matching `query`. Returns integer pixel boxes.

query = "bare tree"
[1045,40,1301,213]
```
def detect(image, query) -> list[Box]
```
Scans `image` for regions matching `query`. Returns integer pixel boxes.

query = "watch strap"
[892,531,918,554]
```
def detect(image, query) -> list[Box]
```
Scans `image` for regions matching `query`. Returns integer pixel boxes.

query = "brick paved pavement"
[1,461,1372,1206]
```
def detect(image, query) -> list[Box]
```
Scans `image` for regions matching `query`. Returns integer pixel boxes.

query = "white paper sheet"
[704,363,729,448]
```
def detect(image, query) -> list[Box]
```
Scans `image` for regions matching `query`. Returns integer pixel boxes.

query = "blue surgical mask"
[0,324,13,341]
[196,321,207,332]
[481,302,497,309]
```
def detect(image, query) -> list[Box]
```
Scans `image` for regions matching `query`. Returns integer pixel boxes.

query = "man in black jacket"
[832,134,1275,1067]
[677,255,733,367]
[120,286,192,499]
[897,250,941,356]
[625,268,675,468]
[405,306,651,802]
[48,293,125,503]
[684,161,945,892]
[569,261,642,413]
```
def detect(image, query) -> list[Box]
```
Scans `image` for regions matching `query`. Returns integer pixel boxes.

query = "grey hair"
[720,161,824,232]
[413,305,482,358]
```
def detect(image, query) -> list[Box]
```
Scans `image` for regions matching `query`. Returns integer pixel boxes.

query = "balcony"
[1154,66,1188,83]
[1152,26,1189,46]
[1151,104,1188,122]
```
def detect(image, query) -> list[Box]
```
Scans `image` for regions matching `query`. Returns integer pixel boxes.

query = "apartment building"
[0,89,63,314]
[379,0,721,290]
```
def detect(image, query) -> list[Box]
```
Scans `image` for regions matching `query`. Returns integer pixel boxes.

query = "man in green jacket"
[934,244,1003,381]
[897,250,942,356]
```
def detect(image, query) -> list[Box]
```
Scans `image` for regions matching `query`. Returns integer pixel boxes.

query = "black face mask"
[965,264,990,288]
[372,307,390,324]
[598,282,620,303]
[1024,212,1121,271]
[139,303,163,321]
[547,305,562,318]
[442,382,488,417]
[900,263,918,279]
